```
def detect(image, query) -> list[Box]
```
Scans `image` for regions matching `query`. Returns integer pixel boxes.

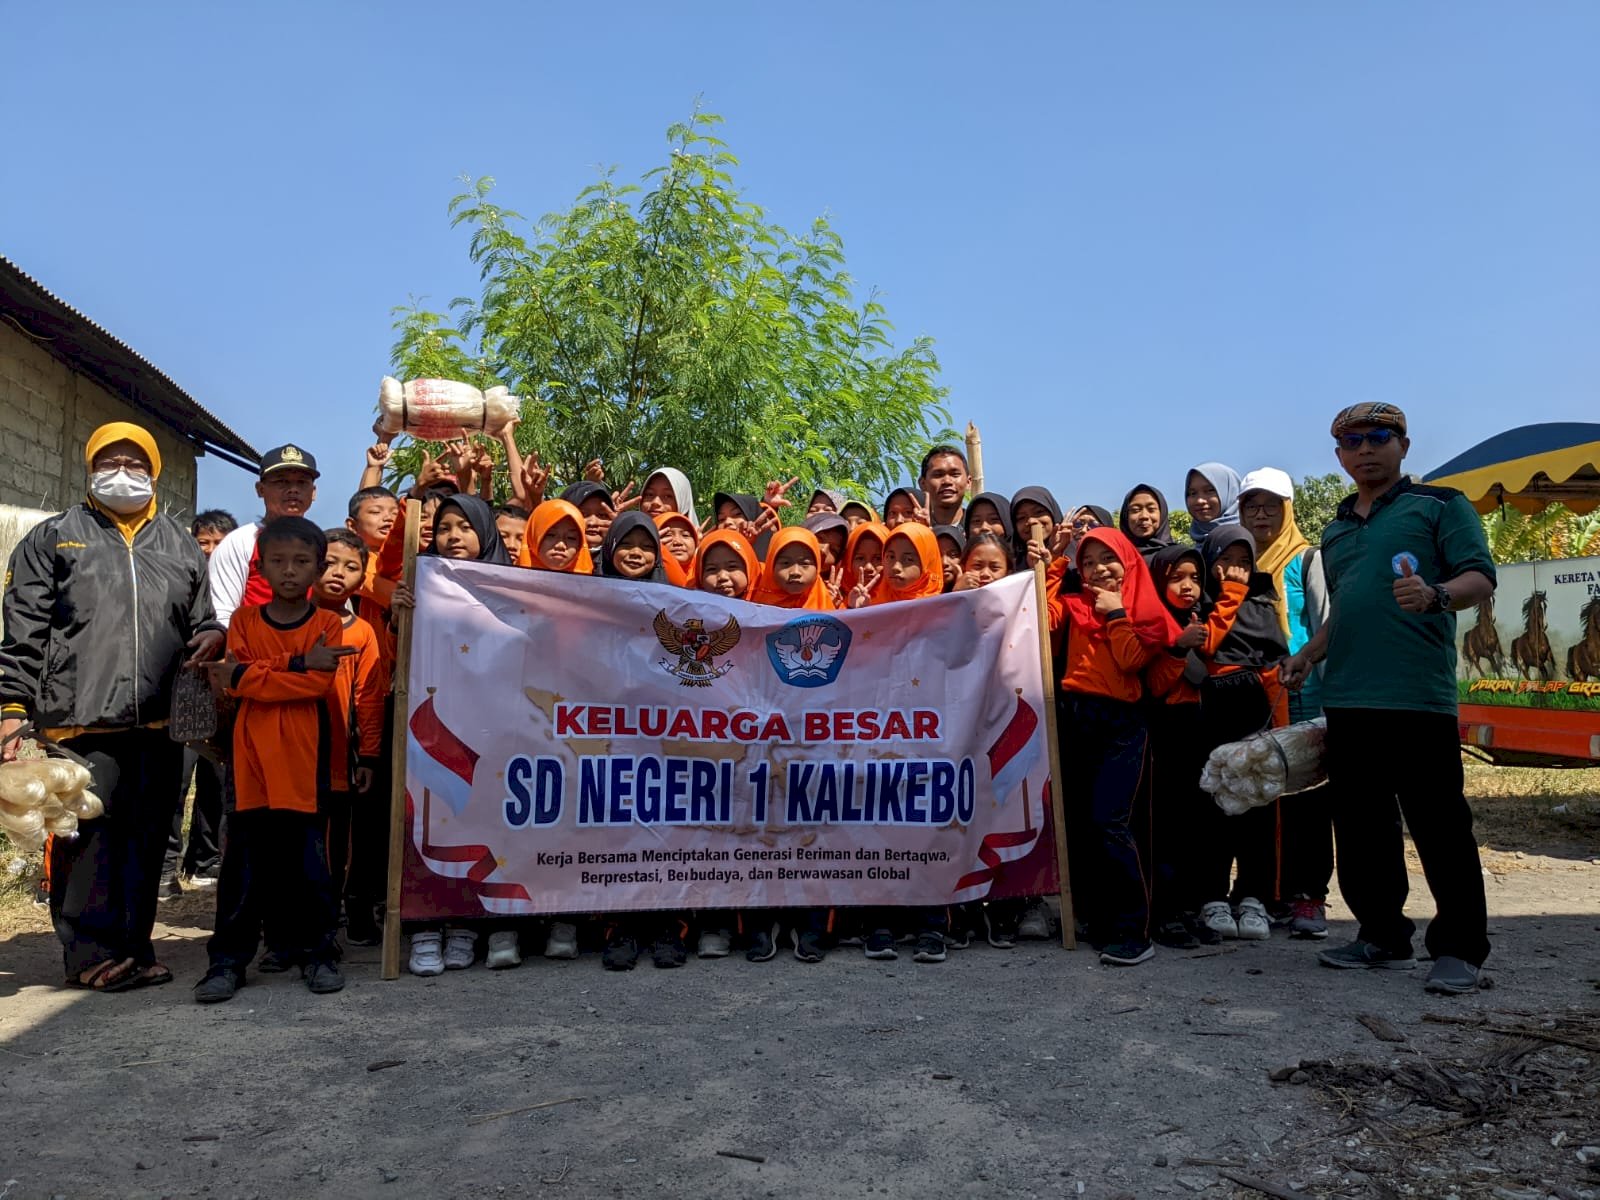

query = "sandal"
[65,958,123,989]
[104,963,174,993]
[81,957,139,992]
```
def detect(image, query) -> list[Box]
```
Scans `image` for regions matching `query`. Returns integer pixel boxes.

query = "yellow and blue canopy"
[1424,423,1600,515]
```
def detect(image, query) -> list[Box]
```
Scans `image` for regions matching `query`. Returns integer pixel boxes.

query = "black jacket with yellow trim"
[0,503,220,731]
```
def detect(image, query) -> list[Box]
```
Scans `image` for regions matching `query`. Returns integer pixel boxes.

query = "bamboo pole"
[381,499,422,980]
[965,422,984,495]
[1031,529,1076,949]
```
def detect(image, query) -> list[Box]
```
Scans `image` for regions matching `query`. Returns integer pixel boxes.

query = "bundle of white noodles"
[1199,718,1327,816]
[0,759,103,851]
[376,377,519,439]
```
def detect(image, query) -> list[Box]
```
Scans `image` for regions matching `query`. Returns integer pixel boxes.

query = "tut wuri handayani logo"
[766,615,852,687]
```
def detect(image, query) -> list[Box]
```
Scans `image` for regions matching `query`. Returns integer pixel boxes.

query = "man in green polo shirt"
[1281,402,1496,995]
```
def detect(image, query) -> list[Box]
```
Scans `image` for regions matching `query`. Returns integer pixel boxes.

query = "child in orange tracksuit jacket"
[197,518,355,1004]
[315,529,388,944]
[1046,528,1180,967]
[1144,543,1248,948]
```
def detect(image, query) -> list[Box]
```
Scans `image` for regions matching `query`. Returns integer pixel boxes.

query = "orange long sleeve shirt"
[1143,581,1247,705]
[226,606,345,813]
[1045,556,1158,704]
[324,612,386,794]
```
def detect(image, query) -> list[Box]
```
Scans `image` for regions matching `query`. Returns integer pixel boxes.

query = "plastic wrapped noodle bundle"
[1200,717,1327,816]
[376,377,519,439]
[0,758,104,850]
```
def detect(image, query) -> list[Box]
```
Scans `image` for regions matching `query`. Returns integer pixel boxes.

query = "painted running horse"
[1511,590,1556,681]
[1460,594,1505,678]
[1566,595,1600,682]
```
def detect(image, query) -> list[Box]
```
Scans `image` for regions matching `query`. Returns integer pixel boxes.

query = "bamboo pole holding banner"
[965,422,984,495]
[1031,527,1076,949]
[381,499,422,980]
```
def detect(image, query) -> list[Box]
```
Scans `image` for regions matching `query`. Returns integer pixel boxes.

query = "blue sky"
[4,3,1597,524]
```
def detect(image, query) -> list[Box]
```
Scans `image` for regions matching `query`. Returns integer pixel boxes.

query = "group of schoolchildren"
[176,432,1330,1003]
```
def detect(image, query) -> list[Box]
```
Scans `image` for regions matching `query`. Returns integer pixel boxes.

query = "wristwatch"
[1427,582,1451,614]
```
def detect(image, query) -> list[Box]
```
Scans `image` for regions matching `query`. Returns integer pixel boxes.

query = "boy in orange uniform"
[195,518,355,1004]
[314,528,387,944]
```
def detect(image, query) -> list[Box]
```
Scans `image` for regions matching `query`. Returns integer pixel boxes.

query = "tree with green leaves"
[1292,473,1347,544]
[387,110,951,504]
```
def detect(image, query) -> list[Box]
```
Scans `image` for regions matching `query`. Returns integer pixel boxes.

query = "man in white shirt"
[208,445,319,626]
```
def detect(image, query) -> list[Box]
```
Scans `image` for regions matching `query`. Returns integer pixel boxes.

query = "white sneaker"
[486,929,522,969]
[544,921,579,959]
[408,930,444,977]
[1017,900,1051,941]
[1201,900,1238,939]
[696,929,732,958]
[443,927,477,969]
[1235,898,1270,941]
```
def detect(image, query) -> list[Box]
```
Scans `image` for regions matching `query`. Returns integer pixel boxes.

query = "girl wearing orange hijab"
[690,530,759,601]
[841,521,888,600]
[859,523,943,606]
[516,500,594,574]
[654,511,700,588]
[751,528,837,611]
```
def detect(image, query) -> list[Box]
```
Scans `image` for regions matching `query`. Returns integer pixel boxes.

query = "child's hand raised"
[304,633,358,673]
[612,479,640,511]
[583,458,606,483]
[1174,612,1206,649]
[763,476,801,508]
[953,571,982,592]
[1025,540,1051,569]
[1049,524,1073,560]
[825,565,845,607]
[520,452,549,507]
[1217,562,1250,586]
[389,582,415,612]
[848,564,879,609]
[1089,582,1124,616]
[366,441,393,470]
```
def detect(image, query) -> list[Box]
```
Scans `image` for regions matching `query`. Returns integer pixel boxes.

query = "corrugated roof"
[0,255,260,471]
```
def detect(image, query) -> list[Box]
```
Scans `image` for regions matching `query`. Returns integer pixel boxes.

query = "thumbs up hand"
[1393,555,1437,613]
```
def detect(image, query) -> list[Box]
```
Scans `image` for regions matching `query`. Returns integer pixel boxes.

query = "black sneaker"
[1423,956,1479,995]
[602,936,640,971]
[1318,940,1416,971]
[651,932,688,969]
[1099,941,1155,967]
[792,930,826,963]
[912,932,947,963]
[746,925,779,963]
[194,968,242,1004]
[864,930,898,960]
[1185,913,1223,946]
[1153,919,1199,950]
[304,960,345,994]
[159,874,183,902]
[257,949,296,974]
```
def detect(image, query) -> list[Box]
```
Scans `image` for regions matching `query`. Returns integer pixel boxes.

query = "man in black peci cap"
[207,444,321,628]
[1282,403,1497,996]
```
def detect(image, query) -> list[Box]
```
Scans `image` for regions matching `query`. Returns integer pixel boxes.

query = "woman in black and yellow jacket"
[0,421,223,992]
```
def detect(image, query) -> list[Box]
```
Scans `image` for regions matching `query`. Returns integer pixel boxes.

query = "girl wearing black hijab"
[1118,484,1173,562]
[596,511,669,583]
[429,494,511,565]
[1009,486,1064,570]
[963,491,1013,545]
[1192,525,1289,946]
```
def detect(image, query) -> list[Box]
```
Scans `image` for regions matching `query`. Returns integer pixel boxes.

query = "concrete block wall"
[0,319,198,518]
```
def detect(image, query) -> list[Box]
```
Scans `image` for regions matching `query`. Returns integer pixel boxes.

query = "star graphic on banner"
[911,677,921,687]
[495,855,507,868]
[861,631,874,641]
[459,644,471,654]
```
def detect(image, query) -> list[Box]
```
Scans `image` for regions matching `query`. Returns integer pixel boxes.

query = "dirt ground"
[2,766,1598,1200]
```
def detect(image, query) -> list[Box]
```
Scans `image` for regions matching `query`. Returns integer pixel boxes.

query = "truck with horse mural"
[1424,423,1600,766]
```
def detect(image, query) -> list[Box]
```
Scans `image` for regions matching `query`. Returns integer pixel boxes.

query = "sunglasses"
[1071,517,1100,531]
[1336,429,1398,450]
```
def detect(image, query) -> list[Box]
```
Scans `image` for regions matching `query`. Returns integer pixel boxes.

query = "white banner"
[401,559,1056,916]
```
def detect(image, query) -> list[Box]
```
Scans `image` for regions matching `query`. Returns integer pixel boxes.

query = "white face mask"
[89,468,155,515]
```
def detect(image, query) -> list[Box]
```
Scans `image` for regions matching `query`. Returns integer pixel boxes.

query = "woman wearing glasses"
[0,423,224,992]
